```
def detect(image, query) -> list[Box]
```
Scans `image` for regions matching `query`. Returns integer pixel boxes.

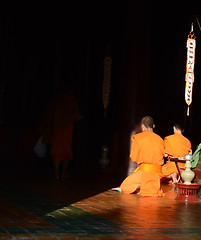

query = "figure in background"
[113,116,165,197]
[38,89,80,180]
[162,123,192,183]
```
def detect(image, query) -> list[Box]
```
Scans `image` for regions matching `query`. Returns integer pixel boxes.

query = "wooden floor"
[0,175,201,239]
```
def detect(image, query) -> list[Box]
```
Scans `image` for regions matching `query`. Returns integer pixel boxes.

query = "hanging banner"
[185,24,196,116]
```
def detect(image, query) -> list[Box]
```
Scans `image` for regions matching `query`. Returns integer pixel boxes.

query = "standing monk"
[116,116,165,197]
[38,89,80,180]
[162,123,192,183]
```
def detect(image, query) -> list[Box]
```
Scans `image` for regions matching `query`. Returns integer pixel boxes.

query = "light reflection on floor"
[0,178,201,239]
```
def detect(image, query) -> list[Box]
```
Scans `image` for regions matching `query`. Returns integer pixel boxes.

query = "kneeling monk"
[162,123,192,183]
[120,116,165,197]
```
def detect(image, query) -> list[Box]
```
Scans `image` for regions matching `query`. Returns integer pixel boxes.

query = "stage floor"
[0,175,201,240]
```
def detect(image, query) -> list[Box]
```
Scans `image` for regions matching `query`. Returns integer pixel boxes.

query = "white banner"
[186,38,196,74]
[185,73,194,106]
[185,28,196,116]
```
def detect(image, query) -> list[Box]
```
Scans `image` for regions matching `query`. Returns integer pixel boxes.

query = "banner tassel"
[187,106,190,116]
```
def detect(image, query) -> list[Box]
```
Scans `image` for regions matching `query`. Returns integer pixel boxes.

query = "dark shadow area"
[0,1,200,189]
[0,174,121,220]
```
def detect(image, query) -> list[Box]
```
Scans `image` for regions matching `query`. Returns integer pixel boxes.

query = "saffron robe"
[51,124,74,163]
[120,132,165,196]
[162,133,191,177]
[38,90,80,163]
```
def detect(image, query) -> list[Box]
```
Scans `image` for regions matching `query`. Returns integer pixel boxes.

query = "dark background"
[0,2,201,179]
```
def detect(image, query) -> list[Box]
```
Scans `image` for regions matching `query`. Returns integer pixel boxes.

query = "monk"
[162,123,192,183]
[113,116,165,197]
[38,89,80,180]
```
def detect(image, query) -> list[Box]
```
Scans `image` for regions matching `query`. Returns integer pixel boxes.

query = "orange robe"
[51,124,74,163]
[162,133,191,177]
[120,132,165,196]
[38,90,80,163]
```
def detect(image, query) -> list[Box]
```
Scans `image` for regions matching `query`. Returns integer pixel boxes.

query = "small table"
[170,157,187,180]
[175,182,201,201]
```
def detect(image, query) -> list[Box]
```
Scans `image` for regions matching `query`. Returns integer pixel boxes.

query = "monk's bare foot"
[170,173,178,184]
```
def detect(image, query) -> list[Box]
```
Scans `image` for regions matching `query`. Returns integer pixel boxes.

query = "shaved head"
[141,116,154,129]
[173,123,184,134]
[173,123,184,131]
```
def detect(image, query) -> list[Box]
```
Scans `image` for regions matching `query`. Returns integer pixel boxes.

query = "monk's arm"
[130,138,141,164]
[164,138,173,159]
